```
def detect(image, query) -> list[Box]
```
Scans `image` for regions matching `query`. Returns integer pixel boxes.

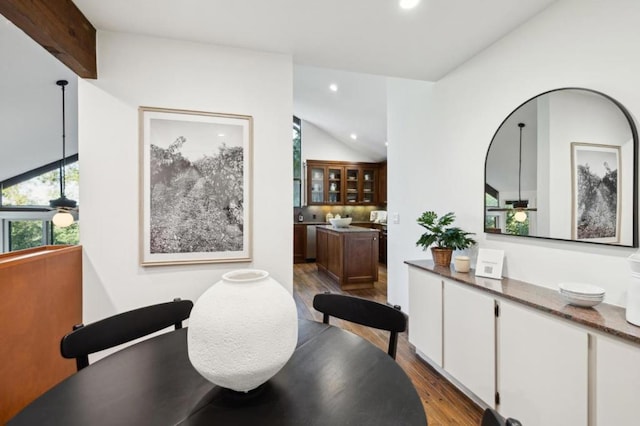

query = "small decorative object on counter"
[416,211,476,267]
[558,282,605,308]
[187,269,298,392]
[475,248,504,279]
[326,212,334,222]
[627,251,640,325]
[329,217,352,228]
[454,256,470,273]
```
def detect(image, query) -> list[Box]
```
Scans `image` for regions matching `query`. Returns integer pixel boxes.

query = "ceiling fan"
[486,122,537,222]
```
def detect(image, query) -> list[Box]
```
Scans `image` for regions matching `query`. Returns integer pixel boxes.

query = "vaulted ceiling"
[2,0,558,178]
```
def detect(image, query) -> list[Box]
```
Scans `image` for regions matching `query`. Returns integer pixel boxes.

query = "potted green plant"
[416,211,476,267]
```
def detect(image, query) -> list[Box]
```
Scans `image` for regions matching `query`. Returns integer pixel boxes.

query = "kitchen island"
[316,225,379,290]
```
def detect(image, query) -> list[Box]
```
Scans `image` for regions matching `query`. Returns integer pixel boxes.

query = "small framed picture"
[475,248,504,280]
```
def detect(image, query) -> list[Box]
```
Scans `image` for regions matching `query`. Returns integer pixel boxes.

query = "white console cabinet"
[408,267,443,366]
[595,335,640,426]
[444,281,495,406]
[498,300,588,425]
[406,260,639,426]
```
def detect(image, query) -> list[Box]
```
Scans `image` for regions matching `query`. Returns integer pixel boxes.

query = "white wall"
[302,119,378,163]
[386,77,435,312]
[78,31,292,323]
[388,0,640,309]
[1,19,78,182]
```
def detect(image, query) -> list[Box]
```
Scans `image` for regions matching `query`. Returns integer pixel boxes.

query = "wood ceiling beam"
[0,0,97,79]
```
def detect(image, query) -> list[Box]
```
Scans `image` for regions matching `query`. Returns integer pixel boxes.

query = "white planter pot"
[188,269,298,392]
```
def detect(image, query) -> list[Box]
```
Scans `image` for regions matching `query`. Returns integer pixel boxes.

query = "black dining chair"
[312,292,407,359]
[60,298,193,371]
[481,408,523,426]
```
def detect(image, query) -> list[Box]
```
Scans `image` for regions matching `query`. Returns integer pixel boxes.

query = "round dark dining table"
[9,319,427,425]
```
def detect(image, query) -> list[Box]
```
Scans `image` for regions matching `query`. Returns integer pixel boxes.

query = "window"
[293,116,302,207]
[8,220,46,251]
[1,162,79,207]
[0,158,79,252]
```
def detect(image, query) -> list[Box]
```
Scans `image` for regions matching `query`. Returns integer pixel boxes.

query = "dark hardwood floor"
[293,262,483,426]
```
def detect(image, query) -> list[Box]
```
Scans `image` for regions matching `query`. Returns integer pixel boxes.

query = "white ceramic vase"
[187,269,298,392]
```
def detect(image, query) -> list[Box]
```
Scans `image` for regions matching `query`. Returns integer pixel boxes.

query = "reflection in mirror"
[484,88,638,247]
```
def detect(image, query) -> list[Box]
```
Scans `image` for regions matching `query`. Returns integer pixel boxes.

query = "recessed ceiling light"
[218,133,225,137]
[350,133,357,140]
[329,83,338,92]
[399,0,420,10]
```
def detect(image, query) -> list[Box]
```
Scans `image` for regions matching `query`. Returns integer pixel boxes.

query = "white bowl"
[560,291,604,300]
[560,291,603,307]
[329,217,352,228]
[558,282,605,296]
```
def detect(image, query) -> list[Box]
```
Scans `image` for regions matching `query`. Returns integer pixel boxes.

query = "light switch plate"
[392,213,400,224]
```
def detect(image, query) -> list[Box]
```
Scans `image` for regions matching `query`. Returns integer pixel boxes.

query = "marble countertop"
[316,225,380,233]
[405,259,640,345]
[295,221,385,226]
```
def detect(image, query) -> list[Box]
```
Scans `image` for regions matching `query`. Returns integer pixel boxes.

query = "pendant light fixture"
[513,122,528,223]
[49,79,77,228]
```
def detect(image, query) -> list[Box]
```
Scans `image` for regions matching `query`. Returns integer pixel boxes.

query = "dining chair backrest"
[312,292,407,359]
[60,298,193,371]
[481,408,523,426]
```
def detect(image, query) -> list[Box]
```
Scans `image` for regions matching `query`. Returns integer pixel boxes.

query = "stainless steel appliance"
[306,225,316,260]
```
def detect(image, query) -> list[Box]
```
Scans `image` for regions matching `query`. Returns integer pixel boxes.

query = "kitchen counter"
[295,221,385,226]
[317,226,379,290]
[405,259,640,345]
[315,225,380,233]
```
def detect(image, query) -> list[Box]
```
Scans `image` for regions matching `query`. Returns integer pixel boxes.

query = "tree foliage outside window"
[1,162,80,250]
[2,163,79,207]
[9,220,45,251]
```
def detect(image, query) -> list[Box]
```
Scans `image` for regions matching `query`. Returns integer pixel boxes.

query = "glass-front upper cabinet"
[306,160,382,206]
[327,167,342,204]
[309,165,325,204]
[307,161,343,205]
[345,167,360,204]
[361,167,377,204]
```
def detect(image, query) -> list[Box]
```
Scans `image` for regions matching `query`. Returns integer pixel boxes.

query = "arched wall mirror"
[484,88,638,247]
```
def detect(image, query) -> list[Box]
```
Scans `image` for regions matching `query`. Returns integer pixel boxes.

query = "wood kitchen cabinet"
[306,160,382,206]
[307,161,344,205]
[293,224,306,264]
[378,229,387,264]
[316,225,379,290]
[378,161,387,204]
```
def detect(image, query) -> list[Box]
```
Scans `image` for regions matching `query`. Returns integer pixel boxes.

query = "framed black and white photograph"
[139,107,252,265]
[571,142,621,243]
